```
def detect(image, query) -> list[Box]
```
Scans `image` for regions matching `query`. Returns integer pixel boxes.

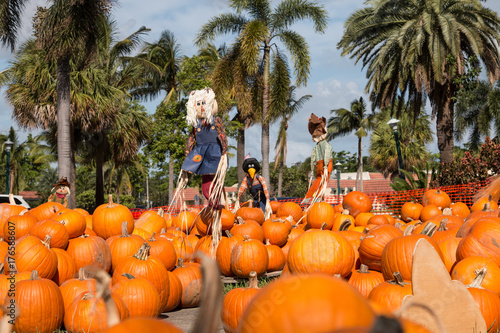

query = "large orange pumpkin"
[276,202,303,223]
[231,236,269,277]
[216,231,244,277]
[368,272,412,313]
[237,274,375,332]
[422,189,451,208]
[111,273,161,318]
[262,217,292,246]
[163,270,183,312]
[27,201,64,222]
[3,210,37,240]
[222,271,260,333]
[92,195,134,239]
[66,234,112,273]
[6,270,64,333]
[287,229,355,277]
[230,217,264,242]
[134,209,167,235]
[307,202,335,229]
[358,225,403,271]
[59,268,97,310]
[29,219,69,249]
[451,256,500,296]
[172,258,202,308]
[456,218,500,266]
[52,209,86,239]
[106,222,144,273]
[52,247,78,286]
[342,191,372,218]
[466,268,500,331]
[400,202,423,222]
[348,264,384,298]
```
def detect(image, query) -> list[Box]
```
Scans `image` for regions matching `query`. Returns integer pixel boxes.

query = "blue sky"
[1,0,500,168]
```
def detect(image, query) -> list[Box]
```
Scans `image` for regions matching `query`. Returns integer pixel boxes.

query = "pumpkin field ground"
[161,307,224,332]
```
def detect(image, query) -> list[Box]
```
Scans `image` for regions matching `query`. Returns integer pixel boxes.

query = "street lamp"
[335,162,341,196]
[387,118,405,180]
[4,140,13,194]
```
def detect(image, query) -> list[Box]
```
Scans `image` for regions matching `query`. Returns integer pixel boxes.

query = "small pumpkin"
[265,239,286,272]
[422,189,451,208]
[262,217,292,246]
[347,264,384,298]
[231,236,269,277]
[216,231,245,277]
[111,273,161,318]
[106,221,144,273]
[66,234,112,272]
[368,272,412,313]
[342,191,372,218]
[172,257,202,308]
[92,194,134,239]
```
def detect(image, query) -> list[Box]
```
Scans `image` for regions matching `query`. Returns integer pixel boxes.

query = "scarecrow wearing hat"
[47,177,70,207]
[302,113,333,204]
[236,155,271,216]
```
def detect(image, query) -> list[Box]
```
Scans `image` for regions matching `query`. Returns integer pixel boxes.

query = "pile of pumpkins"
[0,187,499,333]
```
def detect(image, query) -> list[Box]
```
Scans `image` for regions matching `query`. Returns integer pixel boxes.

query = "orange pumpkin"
[471,195,499,212]
[106,221,144,273]
[451,256,500,296]
[235,207,265,225]
[145,233,177,271]
[52,247,78,286]
[164,271,183,312]
[287,229,354,277]
[59,268,97,310]
[27,202,64,221]
[222,271,260,333]
[30,219,70,249]
[342,191,372,218]
[265,239,286,272]
[52,209,86,239]
[358,225,403,271]
[230,217,264,242]
[66,234,112,273]
[112,243,170,311]
[307,202,335,229]
[262,217,292,246]
[466,268,500,331]
[111,273,161,318]
[422,189,451,208]
[368,272,412,313]
[276,202,303,223]
[6,270,64,333]
[172,258,202,308]
[419,204,442,222]
[450,201,471,219]
[92,195,134,239]
[134,209,167,235]
[456,218,500,266]
[400,202,423,222]
[231,236,269,277]
[437,237,462,273]
[3,210,37,240]
[216,231,245,277]
[173,210,197,233]
[348,264,384,298]
[237,274,375,332]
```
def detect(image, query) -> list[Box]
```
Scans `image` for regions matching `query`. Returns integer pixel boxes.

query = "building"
[326,172,394,195]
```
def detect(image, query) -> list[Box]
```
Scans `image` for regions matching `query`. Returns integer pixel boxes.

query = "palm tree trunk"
[278,161,283,197]
[69,130,76,208]
[262,44,271,193]
[434,83,455,164]
[237,124,246,187]
[115,185,120,204]
[168,154,174,203]
[357,136,363,192]
[95,144,105,207]
[56,57,72,202]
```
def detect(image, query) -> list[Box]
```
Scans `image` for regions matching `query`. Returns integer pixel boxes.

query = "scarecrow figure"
[179,87,228,206]
[47,177,70,207]
[302,113,333,205]
[236,154,272,217]
[169,87,228,250]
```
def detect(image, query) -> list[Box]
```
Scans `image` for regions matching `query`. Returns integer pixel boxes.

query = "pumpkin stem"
[362,228,369,235]
[468,267,487,289]
[334,274,341,278]
[236,216,245,225]
[395,222,403,230]
[149,232,156,242]
[339,220,352,231]
[77,267,87,281]
[403,225,415,236]
[265,239,271,246]
[225,230,233,238]
[341,209,350,215]
[393,272,405,286]
[421,222,437,237]
[158,208,164,217]
[8,194,15,205]
[133,243,151,260]
[483,202,491,211]
[243,235,251,241]
[438,219,448,231]
[248,271,259,289]
[442,208,452,216]
[19,209,28,215]
[30,270,39,280]
[107,194,114,207]
[358,264,370,274]
[42,235,52,249]
[160,228,166,234]
[122,273,135,280]
[53,205,59,213]
[93,269,120,327]
[320,222,328,230]
[177,257,184,268]
[120,221,129,237]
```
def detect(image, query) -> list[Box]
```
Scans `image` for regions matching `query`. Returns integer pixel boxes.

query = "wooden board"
[221,271,282,284]
[399,238,486,333]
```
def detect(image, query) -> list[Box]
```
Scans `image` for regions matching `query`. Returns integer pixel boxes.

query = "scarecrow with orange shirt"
[302,113,333,205]
[235,154,272,217]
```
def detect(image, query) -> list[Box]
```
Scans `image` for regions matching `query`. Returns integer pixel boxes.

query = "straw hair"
[207,154,228,250]
[167,171,189,216]
[186,88,217,127]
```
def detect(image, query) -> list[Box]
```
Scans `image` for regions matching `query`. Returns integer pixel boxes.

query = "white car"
[0,194,31,209]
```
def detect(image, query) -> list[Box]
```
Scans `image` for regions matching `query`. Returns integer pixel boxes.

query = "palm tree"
[134,30,183,203]
[274,86,311,197]
[210,41,259,186]
[338,0,500,164]
[327,97,374,192]
[196,0,328,190]
[455,80,500,151]
[369,102,434,179]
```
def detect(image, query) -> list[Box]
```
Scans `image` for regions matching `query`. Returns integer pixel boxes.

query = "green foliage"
[269,161,308,197]
[450,55,482,102]
[177,55,213,93]
[390,165,438,191]
[76,189,96,212]
[431,137,500,187]
[225,166,239,187]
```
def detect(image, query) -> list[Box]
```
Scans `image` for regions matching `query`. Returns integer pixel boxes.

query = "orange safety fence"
[130,180,490,219]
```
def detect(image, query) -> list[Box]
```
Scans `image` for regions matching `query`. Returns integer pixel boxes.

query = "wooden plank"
[220,271,282,284]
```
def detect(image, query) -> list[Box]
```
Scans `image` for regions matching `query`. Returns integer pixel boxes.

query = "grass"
[223,276,276,294]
